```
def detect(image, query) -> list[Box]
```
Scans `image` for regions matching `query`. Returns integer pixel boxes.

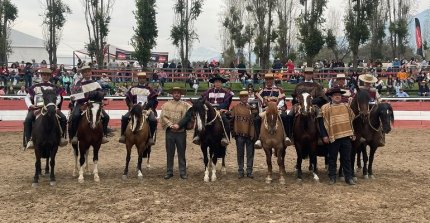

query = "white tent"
[8,29,48,64]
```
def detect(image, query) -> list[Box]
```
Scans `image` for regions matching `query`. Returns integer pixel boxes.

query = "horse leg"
[368,146,378,179]
[49,149,58,186]
[264,148,273,184]
[93,146,100,182]
[310,154,319,182]
[45,157,50,176]
[122,145,132,180]
[137,148,144,180]
[221,156,226,175]
[356,150,362,170]
[362,145,369,179]
[32,156,41,188]
[78,146,88,183]
[350,147,358,182]
[85,150,90,175]
[202,147,210,182]
[211,156,217,182]
[72,144,79,177]
[146,147,151,169]
[277,149,286,185]
[295,147,303,181]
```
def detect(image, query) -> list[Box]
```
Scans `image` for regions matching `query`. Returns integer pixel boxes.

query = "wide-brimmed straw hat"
[359,74,378,83]
[169,86,185,95]
[326,87,346,96]
[239,91,249,96]
[304,67,314,74]
[336,73,346,79]
[80,65,92,72]
[209,75,227,83]
[137,72,147,77]
[38,68,52,75]
[264,73,275,79]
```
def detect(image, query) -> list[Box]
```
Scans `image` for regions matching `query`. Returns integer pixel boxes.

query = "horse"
[73,91,105,183]
[293,92,320,182]
[348,90,394,179]
[122,103,151,180]
[259,100,288,184]
[190,97,227,182]
[31,88,62,187]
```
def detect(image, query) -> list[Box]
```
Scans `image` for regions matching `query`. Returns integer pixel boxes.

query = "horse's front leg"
[211,156,217,182]
[49,149,58,186]
[45,157,50,176]
[78,146,88,183]
[295,147,303,181]
[362,144,369,179]
[93,146,100,182]
[122,145,132,180]
[221,156,226,175]
[85,150,90,175]
[202,146,210,182]
[277,148,286,185]
[136,148,144,180]
[310,153,319,182]
[32,156,41,188]
[72,144,79,177]
[264,148,273,184]
[368,146,378,179]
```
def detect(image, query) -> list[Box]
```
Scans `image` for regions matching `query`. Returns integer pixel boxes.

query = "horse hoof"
[296,178,302,183]
[211,176,217,182]
[221,168,227,175]
[78,178,84,183]
[353,177,358,182]
[369,175,375,179]
[50,181,56,187]
[138,175,143,180]
[94,176,100,182]
[265,180,272,184]
[204,177,210,182]
[72,172,77,177]
[363,175,369,179]
[279,179,286,185]
[44,172,50,177]
[122,175,128,180]
[339,177,345,182]
[146,164,151,169]
[32,183,39,188]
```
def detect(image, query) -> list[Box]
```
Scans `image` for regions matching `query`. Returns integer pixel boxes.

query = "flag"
[415,18,424,57]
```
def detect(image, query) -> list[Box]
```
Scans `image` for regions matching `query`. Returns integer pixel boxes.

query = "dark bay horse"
[31,88,62,187]
[293,92,320,181]
[190,98,227,182]
[259,100,288,184]
[348,90,394,179]
[122,103,151,180]
[74,91,105,183]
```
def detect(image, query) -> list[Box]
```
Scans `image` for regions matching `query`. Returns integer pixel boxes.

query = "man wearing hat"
[24,62,34,88]
[118,72,158,145]
[230,91,256,178]
[333,73,354,103]
[69,65,110,145]
[159,87,191,179]
[254,72,292,148]
[24,68,68,150]
[320,87,356,185]
[193,75,232,146]
[358,73,381,103]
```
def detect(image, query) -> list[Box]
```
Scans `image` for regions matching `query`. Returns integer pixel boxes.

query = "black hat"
[326,87,346,96]
[209,75,227,83]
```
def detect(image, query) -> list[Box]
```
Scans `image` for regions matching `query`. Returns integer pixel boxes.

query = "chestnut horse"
[31,88,62,187]
[259,100,288,184]
[122,103,151,180]
[293,92,320,182]
[190,98,227,182]
[73,91,105,183]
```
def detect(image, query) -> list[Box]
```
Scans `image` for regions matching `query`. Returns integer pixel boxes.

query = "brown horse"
[73,91,105,183]
[293,92,320,182]
[31,88,62,187]
[122,103,151,180]
[348,90,394,179]
[259,100,288,184]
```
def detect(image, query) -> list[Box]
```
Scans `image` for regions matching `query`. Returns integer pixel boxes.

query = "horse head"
[129,103,145,133]
[352,90,371,118]
[190,97,209,133]
[297,92,314,116]
[85,100,102,129]
[377,103,394,134]
[40,88,58,117]
[265,100,279,135]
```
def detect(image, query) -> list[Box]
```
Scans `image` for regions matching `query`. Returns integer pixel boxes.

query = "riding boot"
[119,114,129,144]
[221,114,230,146]
[101,116,109,144]
[280,113,293,146]
[24,111,35,150]
[148,117,157,146]
[253,115,262,149]
[59,115,68,147]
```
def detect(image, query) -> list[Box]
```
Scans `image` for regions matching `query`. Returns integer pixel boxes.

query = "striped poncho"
[321,103,355,143]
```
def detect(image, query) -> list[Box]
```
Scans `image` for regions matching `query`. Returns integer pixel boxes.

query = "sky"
[10,0,430,61]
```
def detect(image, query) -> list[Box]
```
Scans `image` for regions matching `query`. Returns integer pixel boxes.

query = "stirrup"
[59,138,68,147]
[254,140,262,149]
[119,135,126,144]
[192,136,200,145]
[221,138,229,147]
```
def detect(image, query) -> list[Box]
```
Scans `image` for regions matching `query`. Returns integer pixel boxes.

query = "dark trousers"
[165,130,187,175]
[235,136,254,174]
[328,137,353,181]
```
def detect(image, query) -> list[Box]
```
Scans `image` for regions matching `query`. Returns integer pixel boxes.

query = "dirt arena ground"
[0,128,429,222]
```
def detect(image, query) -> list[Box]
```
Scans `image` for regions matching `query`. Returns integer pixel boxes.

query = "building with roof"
[8,29,48,64]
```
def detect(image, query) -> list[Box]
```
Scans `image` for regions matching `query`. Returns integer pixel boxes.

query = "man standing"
[320,87,356,185]
[160,87,191,180]
[254,73,292,148]
[119,72,158,145]
[230,91,256,178]
[24,68,68,150]
[69,66,110,145]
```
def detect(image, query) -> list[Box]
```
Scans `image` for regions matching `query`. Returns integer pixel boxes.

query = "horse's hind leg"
[32,157,41,188]
[310,154,319,182]
[122,145,132,180]
[85,150,90,175]
[295,147,303,181]
[78,147,88,183]
[368,146,378,179]
[202,147,210,182]
[221,156,226,175]
[49,149,58,186]
[45,157,50,176]
[146,147,151,169]
[210,156,217,182]
[362,145,369,179]
[264,148,273,184]
[93,146,100,182]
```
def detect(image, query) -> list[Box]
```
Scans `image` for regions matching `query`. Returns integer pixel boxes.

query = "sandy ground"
[0,128,429,223]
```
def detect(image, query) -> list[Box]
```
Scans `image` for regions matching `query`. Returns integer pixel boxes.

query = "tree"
[273,0,295,64]
[0,0,18,65]
[82,0,115,68]
[131,0,158,68]
[297,0,327,66]
[369,0,386,60]
[170,0,203,68]
[387,0,411,58]
[344,0,376,69]
[221,1,246,66]
[42,0,71,66]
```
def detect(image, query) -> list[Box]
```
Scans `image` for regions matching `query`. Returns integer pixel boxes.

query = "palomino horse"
[31,88,62,187]
[122,103,151,180]
[190,98,227,182]
[348,90,394,179]
[293,92,320,182]
[73,91,105,183]
[259,100,288,184]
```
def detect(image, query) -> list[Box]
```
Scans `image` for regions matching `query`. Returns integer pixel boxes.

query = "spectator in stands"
[375,78,385,94]
[286,59,295,74]
[394,77,402,95]
[62,71,73,95]
[24,62,33,88]
[397,67,408,83]
[17,86,26,96]
[272,59,283,72]
[418,80,429,96]
[0,86,5,97]
[396,88,409,98]
[386,74,394,96]
[10,63,20,86]
[98,73,113,95]
[0,64,8,87]
[392,58,401,72]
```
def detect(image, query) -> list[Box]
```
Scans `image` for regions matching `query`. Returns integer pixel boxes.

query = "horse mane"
[87,90,105,102]
[351,90,370,115]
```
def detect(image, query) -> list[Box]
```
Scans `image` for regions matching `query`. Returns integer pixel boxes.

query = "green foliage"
[132,0,158,68]
[0,0,18,64]
[326,29,336,50]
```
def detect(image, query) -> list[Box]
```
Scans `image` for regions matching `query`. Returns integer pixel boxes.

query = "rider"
[69,65,110,145]
[118,72,158,145]
[332,73,355,103]
[24,68,68,150]
[254,73,292,149]
[192,74,232,146]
